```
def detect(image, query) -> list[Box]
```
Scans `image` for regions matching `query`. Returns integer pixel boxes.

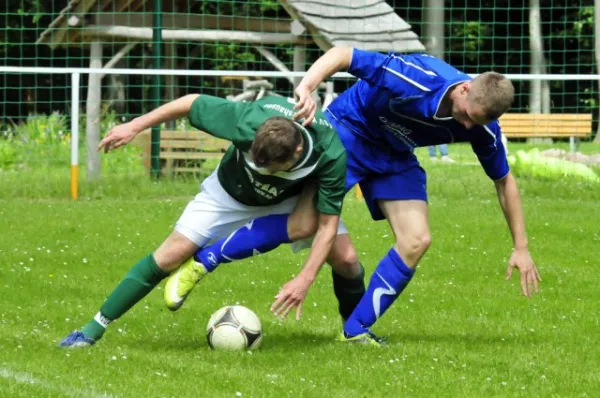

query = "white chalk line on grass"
[0,367,117,398]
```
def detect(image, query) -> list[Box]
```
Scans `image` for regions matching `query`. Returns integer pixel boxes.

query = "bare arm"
[98,94,200,152]
[494,171,528,250]
[297,213,339,282]
[128,94,199,132]
[293,47,353,125]
[271,213,339,320]
[494,171,541,296]
[297,47,353,93]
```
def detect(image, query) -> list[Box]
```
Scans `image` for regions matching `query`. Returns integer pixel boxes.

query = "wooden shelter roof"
[280,0,424,52]
[37,0,424,52]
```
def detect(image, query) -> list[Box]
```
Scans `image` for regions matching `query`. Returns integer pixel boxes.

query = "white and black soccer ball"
[206,305,262,351]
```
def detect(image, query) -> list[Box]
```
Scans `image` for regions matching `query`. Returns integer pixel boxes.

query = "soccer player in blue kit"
[170,47,542,345]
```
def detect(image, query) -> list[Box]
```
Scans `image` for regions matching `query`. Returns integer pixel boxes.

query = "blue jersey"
[327,49,509,181]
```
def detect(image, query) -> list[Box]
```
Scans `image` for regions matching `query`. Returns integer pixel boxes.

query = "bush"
[0,140,19,169]
[10,112,70,145]
[0,108,220,198]
[0,111,144,171]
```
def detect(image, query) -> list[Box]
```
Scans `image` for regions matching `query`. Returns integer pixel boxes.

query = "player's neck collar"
[433,80,469,121]
[290,122,314,171]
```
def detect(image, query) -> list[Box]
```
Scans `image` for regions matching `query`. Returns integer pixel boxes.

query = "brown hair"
[469,72,515,120]
[251,117,302,167]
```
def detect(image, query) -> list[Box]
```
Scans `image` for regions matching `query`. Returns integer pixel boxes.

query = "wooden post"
[99,42,138,79]
[322,81,335,110]
[529,0,550,114]
[294,44,319,107]
[255,46,295,85]
[83,26,310,45]
[293,45,306,88]
[424,0,444,59]
[86,40,103,181]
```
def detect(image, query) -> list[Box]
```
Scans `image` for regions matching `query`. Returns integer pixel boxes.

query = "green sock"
[81,254,169,341]
[332,263,366,322]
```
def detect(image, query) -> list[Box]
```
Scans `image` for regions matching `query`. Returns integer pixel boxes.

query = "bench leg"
[165,158,174,177]
[569,136,575,153]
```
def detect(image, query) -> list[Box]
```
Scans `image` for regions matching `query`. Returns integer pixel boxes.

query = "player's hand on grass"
[270,274,313,320]
[293,84,317,126]
[98,123,139,153]
[506,248,541,297]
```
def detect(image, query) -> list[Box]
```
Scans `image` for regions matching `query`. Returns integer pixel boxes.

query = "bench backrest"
[158,130,231,152]
[498,114,592,138]
[136,129,231,152]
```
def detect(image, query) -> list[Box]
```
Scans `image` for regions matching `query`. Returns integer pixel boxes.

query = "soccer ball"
[206,305,263,351]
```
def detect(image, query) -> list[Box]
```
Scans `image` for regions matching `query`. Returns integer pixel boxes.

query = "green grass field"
[1,143,599,397]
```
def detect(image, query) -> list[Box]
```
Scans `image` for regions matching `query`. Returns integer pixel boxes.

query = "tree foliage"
[0,0,597,124]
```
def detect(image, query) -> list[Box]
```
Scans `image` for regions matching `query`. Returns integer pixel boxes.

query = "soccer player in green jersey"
[59,94,365,347]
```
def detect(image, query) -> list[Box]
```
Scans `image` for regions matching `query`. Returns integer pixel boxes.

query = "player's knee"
[329,247,361,279]
[153,232,199,272]
[338,249,359,269]
[398,231,431,258]
[412,231,432,255]
[153,249,185,272]
[422,231,432,249]
[153,251,180,272]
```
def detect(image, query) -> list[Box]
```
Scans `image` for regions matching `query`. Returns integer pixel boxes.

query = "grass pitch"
[1,143,599,397]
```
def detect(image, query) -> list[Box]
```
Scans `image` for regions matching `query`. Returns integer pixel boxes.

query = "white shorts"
[175,170,348,252]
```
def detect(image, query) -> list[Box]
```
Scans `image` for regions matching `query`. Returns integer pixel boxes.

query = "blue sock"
[195,214,291,272]
[343,248,415,336]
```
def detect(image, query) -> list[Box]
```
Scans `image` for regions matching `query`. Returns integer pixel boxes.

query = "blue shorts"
[326,111,428,221]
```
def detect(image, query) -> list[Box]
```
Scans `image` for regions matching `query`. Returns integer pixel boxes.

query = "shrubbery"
[0,110,145,174]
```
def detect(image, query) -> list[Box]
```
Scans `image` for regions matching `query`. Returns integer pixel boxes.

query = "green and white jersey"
[188,95,347,215]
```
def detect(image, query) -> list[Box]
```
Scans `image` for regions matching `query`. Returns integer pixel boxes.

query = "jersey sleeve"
[471,121,510,180]
[315,152,347,215]
[188,95,255,148]
[347,48,436,97]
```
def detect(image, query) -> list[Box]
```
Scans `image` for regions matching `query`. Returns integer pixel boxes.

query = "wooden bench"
[498,113,592,152]
[134,129,231,175]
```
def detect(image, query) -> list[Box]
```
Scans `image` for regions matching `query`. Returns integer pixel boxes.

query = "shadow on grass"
[137,329,336,353]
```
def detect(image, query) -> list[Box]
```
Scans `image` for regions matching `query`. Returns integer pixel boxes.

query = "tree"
[529,0,551,114]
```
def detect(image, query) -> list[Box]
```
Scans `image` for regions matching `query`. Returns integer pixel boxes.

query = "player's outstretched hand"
[97,122,139,153]
[270,274,312,320]
[506,248,541,297]
[293,84,317,126]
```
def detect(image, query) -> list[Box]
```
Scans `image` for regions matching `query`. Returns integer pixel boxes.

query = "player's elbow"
[182,93,200,104]
[328,47,353,70]
[174,94,201,114]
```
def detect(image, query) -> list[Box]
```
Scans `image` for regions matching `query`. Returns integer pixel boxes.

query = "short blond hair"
[468,72,514,120]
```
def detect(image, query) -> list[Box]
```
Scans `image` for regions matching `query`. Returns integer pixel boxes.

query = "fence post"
[151,0,163,178]
[71,72,80,199]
